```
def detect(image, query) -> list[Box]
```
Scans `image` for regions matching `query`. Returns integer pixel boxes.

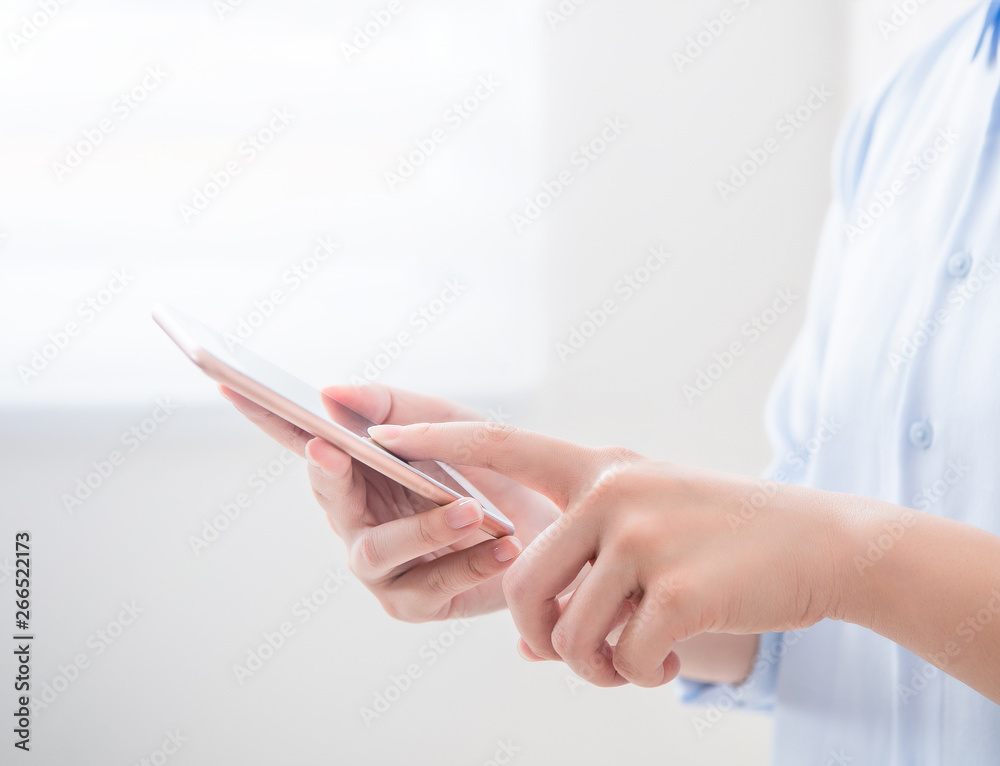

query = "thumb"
[367,421,594,508]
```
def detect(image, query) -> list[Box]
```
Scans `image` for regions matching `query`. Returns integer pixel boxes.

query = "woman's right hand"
[221,383,560,622]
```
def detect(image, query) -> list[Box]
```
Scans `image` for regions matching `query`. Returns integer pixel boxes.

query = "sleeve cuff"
[674,631,784,714]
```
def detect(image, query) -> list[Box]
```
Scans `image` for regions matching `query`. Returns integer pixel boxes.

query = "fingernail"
[445,498,481,529]
[367,424,401,442]
[516,639,540,662]
[492,537,522,563]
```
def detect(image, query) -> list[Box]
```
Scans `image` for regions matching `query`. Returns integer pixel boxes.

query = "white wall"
[0,2,975,765]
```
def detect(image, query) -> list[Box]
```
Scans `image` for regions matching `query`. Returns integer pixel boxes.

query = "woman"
[224,2,1000,762]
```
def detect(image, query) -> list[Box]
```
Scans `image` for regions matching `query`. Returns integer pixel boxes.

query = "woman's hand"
[367,421,859,688]
[221,384,559,621]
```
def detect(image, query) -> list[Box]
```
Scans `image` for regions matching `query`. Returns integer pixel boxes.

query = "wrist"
[821,492,915,627]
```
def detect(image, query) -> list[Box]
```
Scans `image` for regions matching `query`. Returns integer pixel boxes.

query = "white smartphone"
[152,304,514,539]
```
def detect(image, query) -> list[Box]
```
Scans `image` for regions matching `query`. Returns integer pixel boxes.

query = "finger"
[549,565,635,687]
[514,590,575,663]
[347,496,487,580]
[220,384,312,457]
[606,599,638,646]
[367,421,597,508]
[517,637,547,662]
[322,385,522,503]
[305,436,370,534]
[321,383,480,426]
[383,536,523,621]
[611,581,690,688]
[502,517,598,660]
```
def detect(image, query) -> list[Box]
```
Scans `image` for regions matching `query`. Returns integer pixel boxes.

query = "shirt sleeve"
[675,91,882,712]
[676,631,786,712]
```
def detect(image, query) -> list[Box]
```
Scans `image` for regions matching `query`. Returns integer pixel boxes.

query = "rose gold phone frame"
[152,305,514,539]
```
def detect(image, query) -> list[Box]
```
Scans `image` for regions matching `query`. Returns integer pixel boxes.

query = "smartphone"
[152,304,514,539]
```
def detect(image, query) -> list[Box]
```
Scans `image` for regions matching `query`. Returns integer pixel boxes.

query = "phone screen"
[167,309,380,437]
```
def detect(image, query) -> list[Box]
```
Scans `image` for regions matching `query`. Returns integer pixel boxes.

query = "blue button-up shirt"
[679,2,1000,764]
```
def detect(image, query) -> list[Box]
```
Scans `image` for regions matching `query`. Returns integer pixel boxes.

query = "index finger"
[321,383,481,426]
[220,382,483,458]
[366,421,596,509]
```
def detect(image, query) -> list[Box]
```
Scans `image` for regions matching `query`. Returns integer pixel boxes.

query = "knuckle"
[310,484,332,506]
[571,649,617,686]
[611,651,652,685]
[608,517,654,556]
[595,444,642,472]
[578,453,640,512]
[423,563,453,598]
[407,421,434,438]
[501,562,530,606]
[377,595,401,621]
[481,421,519,445]
[465,549,494,582]
[549,623,580,660]
[648,575,684,611]
[351,531,385,574]
[413,515,444,550]
[378,596,418,623]
[477,422,519,469]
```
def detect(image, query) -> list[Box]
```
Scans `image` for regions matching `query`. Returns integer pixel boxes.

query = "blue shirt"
[679,2,1000,764]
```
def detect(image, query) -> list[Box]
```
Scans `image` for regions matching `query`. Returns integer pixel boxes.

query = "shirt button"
[908,419,934,449]
[946,251,972,278]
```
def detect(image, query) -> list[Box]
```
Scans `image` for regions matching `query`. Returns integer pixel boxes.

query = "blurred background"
[0,1,968,764]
